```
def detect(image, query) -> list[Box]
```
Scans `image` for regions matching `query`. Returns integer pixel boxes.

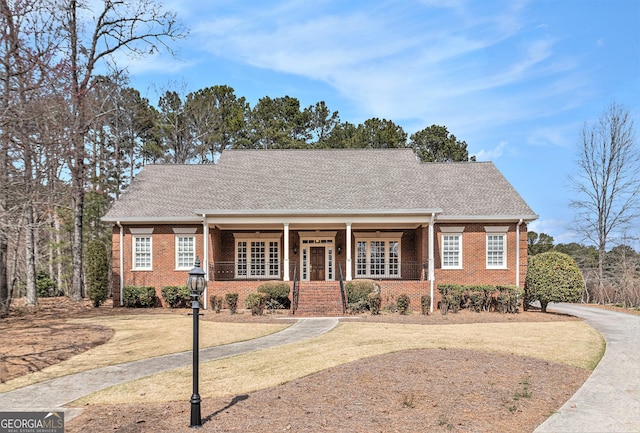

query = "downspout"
[116,221,124,307]
[429,212,436,313]
[516,219,523,287]
[203,215,209,310]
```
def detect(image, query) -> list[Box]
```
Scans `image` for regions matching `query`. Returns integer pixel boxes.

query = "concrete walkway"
[0,317,339,419]
[534,303,640,433]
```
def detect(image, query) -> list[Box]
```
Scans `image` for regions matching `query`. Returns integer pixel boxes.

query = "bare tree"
[570,102,640,301]
[57,0,184,300]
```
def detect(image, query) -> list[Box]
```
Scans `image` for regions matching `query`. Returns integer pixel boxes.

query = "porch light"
[337,244,343,255]
[188,257,206,428]
[293,243,298,255]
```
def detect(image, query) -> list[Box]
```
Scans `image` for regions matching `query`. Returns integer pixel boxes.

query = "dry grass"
[0,315,288,393]
[74,320,603,406]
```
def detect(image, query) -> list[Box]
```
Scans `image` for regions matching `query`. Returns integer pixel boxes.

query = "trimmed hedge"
[421,295,431,315]
[437,284,524,315]
[396,294,411,315]
[257,281,291,309]
[123,286,156,308]
[246,292,267,316]
[225,292,239,314]
[85,239,109,307]
[345,279,381,313]
[210,294,223,313]
[161,285,191,308]
[525,251,584,312]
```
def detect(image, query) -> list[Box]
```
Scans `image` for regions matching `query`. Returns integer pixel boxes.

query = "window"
[176,236,195,269]
[486,235,506,268]
[234,234,280,278]
[441,227,464,269]
[174,228,197,270]
[131,228,154,271]
[485,226,508,269]
[354,233,401,278]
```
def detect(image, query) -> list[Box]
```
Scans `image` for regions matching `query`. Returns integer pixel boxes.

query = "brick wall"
[110,222,528,312]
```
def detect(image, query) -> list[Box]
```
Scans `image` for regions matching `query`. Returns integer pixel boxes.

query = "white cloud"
[529,218,579,245]
[475,141,507,160]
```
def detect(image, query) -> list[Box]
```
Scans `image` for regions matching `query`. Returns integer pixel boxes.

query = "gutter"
[516,219,523,287]
[429,212,436,313]
[116,221,124,307]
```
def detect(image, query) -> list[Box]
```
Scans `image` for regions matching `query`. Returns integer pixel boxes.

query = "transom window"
[234,233,280,278]
[354,232,401,278]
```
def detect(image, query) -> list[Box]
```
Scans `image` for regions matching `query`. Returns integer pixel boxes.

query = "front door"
[310,247,325,281]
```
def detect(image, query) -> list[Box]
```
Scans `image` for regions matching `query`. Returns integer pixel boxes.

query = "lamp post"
[187,257,206,428]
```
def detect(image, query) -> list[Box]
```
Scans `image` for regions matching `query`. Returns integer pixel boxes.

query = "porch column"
[346,222,352,281]
[283,223,290,281]
[202,215,209,309]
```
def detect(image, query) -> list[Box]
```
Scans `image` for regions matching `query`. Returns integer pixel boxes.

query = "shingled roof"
[102,149,537,222]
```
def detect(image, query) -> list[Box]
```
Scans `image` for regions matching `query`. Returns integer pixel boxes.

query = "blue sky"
[120,0,640,247]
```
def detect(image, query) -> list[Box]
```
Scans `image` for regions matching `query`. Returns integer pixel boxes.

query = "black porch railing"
[209,261,427,281]
[208,261,290,281]
[291,263,299,315]
[338,263,347,314]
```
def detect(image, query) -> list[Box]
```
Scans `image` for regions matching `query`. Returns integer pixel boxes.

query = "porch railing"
[209,261,427,281]
[291,263,299,315]
[209,261,297,281]
[338,263,347,314]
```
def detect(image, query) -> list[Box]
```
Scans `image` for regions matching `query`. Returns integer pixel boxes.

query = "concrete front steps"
[292,281,345,316]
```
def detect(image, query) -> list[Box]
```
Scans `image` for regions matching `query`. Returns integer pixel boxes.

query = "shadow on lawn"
[202,394,249,424]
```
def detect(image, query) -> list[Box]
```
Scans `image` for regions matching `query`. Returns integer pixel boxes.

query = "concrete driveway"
[534,303,640,433]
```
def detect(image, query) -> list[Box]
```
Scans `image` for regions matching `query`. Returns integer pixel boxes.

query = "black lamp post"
[187,257,206,428]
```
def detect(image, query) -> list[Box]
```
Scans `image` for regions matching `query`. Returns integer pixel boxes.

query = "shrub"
[496,285,524,314]
[396,294,411,315]
[123,286,156,308]
[225,292,239,314]
[525,251,584,312]
[246,292,267,316]
[345,279,381,313]
[368,292,382,315]
[161,285,191,308]
[257,281,291,309]
[85,240,109,307]
[438,284,464,315]
[210,295,223,313]
[421,295,431,315]
[36,271,61,298]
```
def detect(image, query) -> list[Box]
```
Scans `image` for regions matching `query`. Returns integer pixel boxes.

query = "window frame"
[440,226,464,270]
[174,228,197,271]
[130,228,154,271]
[353,232,402,279]
[233,233,281,279]
[485,226,508,269]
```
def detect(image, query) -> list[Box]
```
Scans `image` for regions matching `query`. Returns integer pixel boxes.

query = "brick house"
[102,149,537,315]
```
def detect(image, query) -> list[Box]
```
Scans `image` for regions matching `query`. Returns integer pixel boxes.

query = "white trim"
[130,227,154,235]
[441,233,463,269]
[298,231,337,282]
[174,234,196,271]
[172,227,197,234]
[132,234,153,271]
[353,231,400,240]
[486,233,507,269]
[440,226,465,233]
[484,226,509,233]
[353,235,402,279]
[233,234,281,279]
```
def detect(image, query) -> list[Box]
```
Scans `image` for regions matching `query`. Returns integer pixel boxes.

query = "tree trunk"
[540,300,548,313]
[25,204,37,306]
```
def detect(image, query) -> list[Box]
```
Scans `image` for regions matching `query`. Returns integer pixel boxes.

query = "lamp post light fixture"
[187,257,206,428]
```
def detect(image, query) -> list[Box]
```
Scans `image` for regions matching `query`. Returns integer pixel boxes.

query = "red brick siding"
[111,224,204,307]
[110,222,528,312]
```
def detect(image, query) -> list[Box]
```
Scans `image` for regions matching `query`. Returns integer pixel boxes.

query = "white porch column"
[203,215,209,309]
[283,223,290,281]
[428,213,435,313]
[346,222,352,281]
